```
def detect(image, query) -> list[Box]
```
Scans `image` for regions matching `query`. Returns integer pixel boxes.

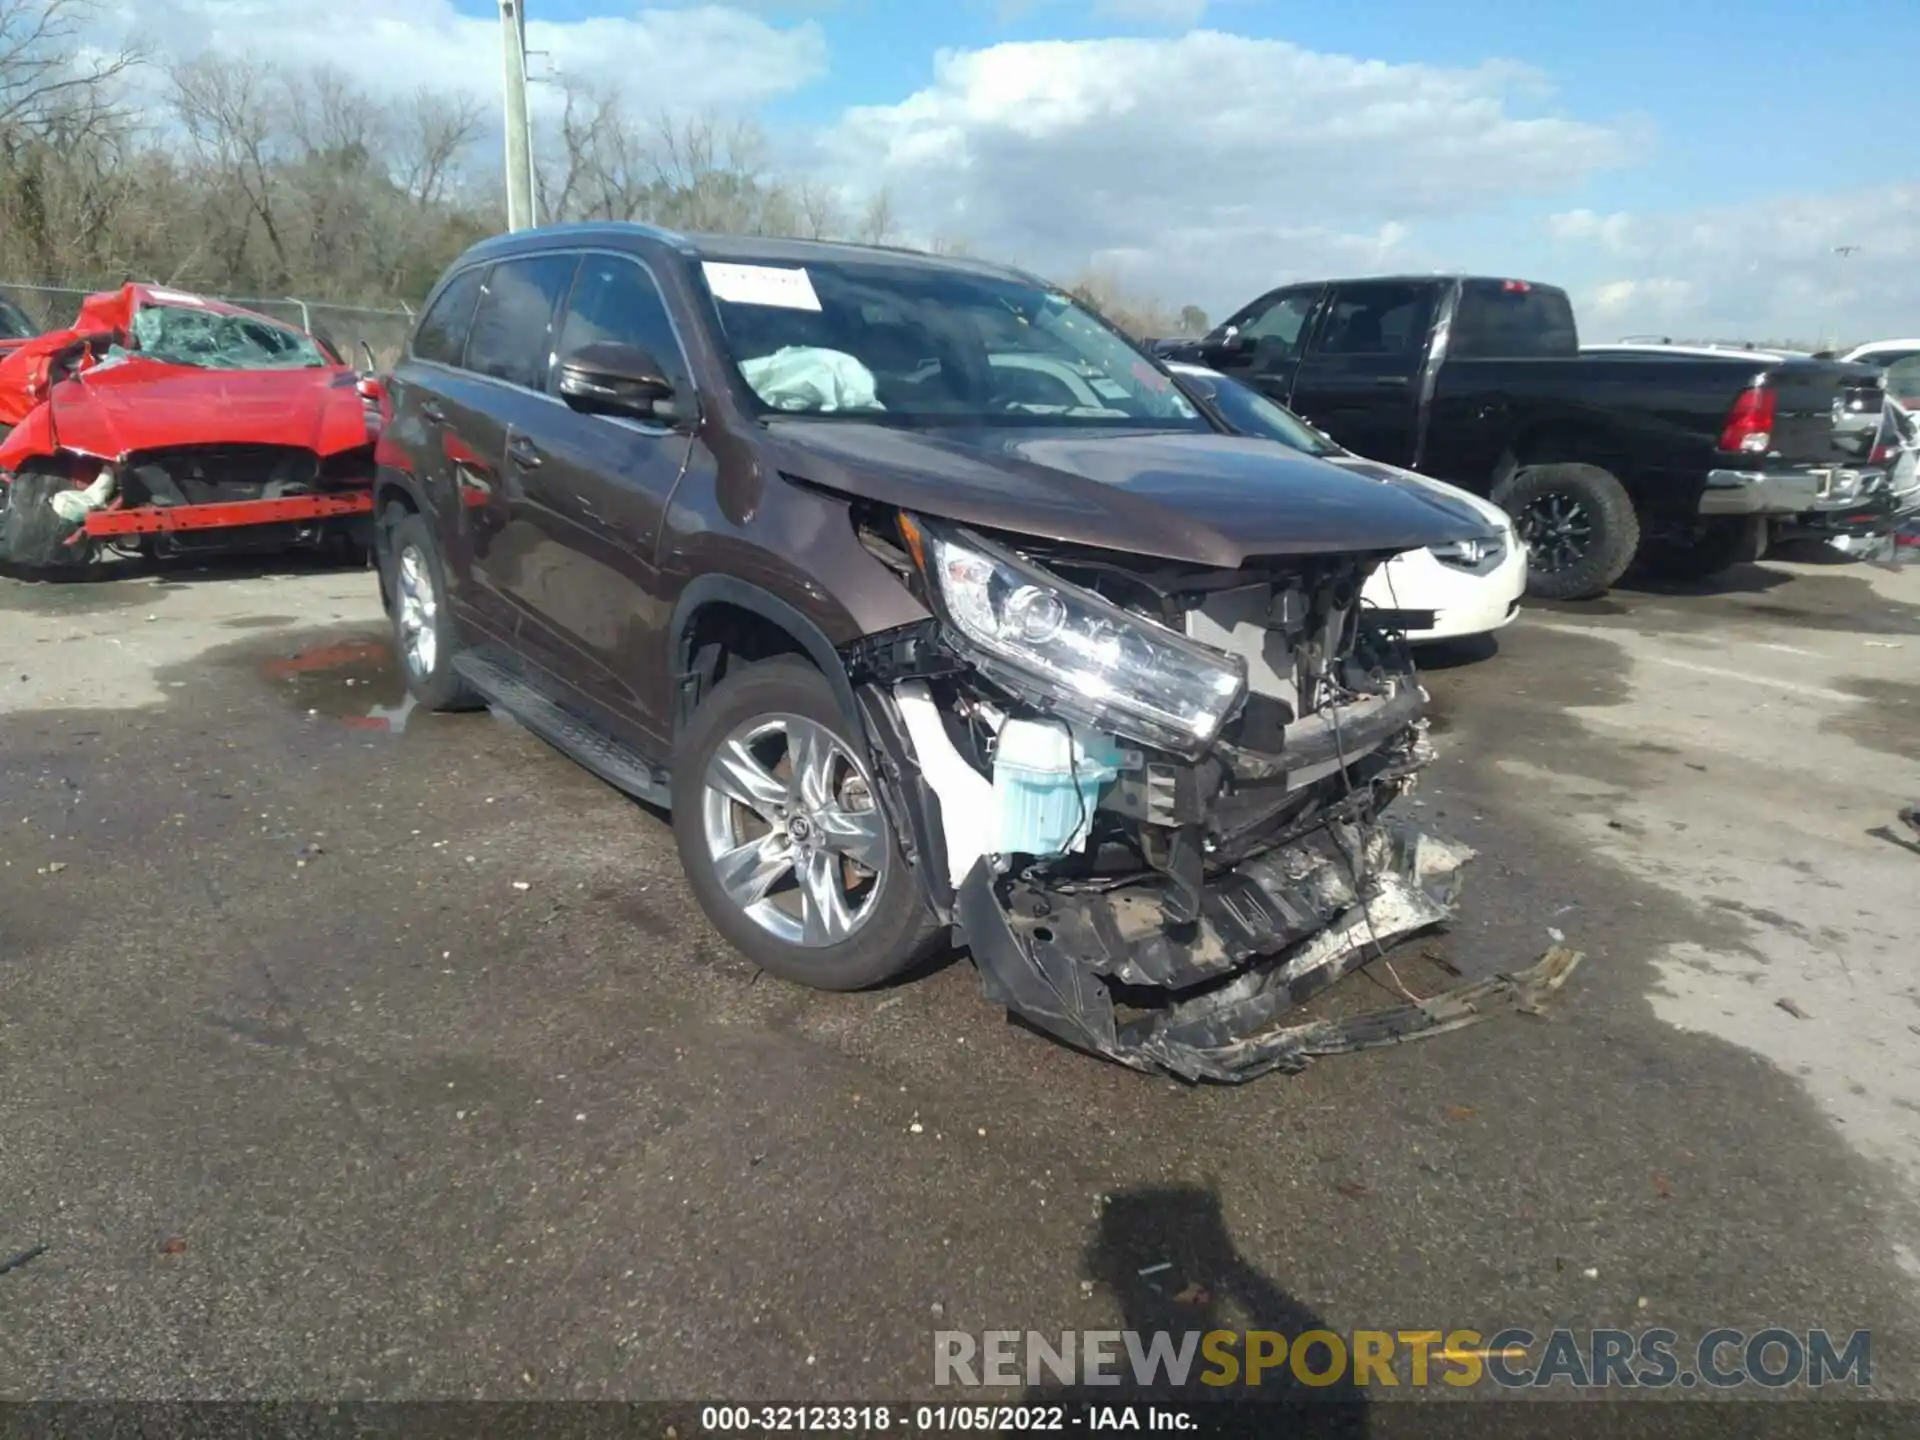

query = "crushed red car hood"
[10,360,374,464]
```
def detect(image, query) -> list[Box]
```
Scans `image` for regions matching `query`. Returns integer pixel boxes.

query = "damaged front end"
[846,512,1576,1082]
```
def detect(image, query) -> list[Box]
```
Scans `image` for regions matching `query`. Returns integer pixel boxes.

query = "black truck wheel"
[1636,517,1763,584]
[1495,463,1641,601]
[0,470,92,572]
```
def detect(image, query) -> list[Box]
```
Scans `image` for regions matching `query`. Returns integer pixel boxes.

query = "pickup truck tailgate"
[1762,359,1884,464]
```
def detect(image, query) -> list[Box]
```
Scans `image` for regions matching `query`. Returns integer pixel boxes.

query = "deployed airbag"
[739,346,883,413]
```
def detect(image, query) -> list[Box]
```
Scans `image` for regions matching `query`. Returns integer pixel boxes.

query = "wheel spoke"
[708,737,787,820]
[786,718,837,810]
[797,848,855,946]
[712,832,791,908]
[814,802,887,870]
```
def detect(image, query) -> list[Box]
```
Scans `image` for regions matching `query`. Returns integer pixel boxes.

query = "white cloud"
[817,32,1632,312]
[97,0,826,116]
[1547,186,1920,345]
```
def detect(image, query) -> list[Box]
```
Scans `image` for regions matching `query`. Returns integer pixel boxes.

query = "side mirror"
[557,341,680,420]
[1200,331,1255,365]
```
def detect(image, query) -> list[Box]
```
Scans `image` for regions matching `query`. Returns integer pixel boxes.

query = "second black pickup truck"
[1159,276,1914,598]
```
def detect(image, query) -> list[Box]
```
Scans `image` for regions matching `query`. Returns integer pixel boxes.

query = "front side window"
[555,255,689,396]
[1214,288,1318,366]
[412,268,485,368]
[701,257,1203,429]
[464,254,577,391]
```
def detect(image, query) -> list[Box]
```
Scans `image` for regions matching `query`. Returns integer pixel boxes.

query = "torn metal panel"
[842,512,1570,1081]
[961,815,1529,1082]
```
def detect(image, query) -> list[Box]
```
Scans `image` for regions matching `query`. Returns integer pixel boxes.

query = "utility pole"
[1828,244,1861,351]
[500,0,535,231]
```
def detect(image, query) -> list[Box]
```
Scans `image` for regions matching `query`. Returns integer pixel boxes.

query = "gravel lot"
[2,551,1918,1407]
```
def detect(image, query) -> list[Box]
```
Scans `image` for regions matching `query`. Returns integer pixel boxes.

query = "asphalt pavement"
[2,551,1918,1406]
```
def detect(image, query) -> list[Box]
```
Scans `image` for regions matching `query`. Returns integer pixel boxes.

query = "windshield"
[1171,367,1338,456]
[701,257,1205,430]
[120,304,331,370]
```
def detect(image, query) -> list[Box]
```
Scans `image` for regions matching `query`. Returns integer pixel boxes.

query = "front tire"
[381,507,483,711]
[1495,462,1641,601]
[0,470,93,572]
[671,656,942,991]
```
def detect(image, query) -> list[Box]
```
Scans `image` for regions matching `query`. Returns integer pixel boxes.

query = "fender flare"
[667,574,861,733]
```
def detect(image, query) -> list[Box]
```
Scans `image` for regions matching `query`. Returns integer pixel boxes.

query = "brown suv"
[373,223,1570,1081]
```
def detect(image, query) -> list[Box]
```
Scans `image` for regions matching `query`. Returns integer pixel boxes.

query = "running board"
[452,651,671,809]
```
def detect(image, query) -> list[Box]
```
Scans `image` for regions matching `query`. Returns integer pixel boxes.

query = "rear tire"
[1495,462,1640,601]
[672,656,943,991]
[1637,517,1763,583]
[0,470,92,572]
[381,508,484,712]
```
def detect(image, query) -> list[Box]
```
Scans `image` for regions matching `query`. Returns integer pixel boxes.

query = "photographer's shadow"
[1023,1185,1369,1436]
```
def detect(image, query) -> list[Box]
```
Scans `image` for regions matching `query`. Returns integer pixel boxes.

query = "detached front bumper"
[957,815,1577,1083]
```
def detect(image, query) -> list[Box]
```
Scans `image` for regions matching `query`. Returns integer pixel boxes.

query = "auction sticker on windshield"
[702,262,822,312]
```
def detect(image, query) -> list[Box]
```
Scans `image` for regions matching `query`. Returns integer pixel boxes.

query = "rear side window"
[555,255,689,395]
[464,254,578,390]
[411,267,484,367]
[1451,281,1579,359]
[1316,282,1438,358]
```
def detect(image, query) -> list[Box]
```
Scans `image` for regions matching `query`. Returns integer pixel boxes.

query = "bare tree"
[0,38,982,317]
[394,88,484,210]
[0,0,141,133]
[168,54,292,284]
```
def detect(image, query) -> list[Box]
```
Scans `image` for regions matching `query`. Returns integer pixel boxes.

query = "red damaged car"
[0,284,379,571]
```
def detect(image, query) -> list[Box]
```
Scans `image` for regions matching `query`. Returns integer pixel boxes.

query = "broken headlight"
[899,514,1247,757]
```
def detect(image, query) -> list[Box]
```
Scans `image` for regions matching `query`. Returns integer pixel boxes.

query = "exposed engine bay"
[845,510,1578,1082]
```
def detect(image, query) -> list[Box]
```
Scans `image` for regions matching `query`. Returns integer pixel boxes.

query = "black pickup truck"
[1158,276,1910,598]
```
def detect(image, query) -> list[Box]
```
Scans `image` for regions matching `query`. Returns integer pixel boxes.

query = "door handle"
[1369,376,1410,388]
[419,400,446,423]
[508,435,544,470]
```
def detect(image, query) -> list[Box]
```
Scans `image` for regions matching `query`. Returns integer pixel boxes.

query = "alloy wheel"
[700,713,889,948]
[1517,491,1595,575]
[395,543,438,676]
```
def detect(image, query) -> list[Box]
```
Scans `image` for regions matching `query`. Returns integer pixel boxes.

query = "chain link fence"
[0,281,416,368]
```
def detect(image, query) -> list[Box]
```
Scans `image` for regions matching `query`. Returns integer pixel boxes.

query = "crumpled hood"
[763,420,1486,568]
[41,360,372,461]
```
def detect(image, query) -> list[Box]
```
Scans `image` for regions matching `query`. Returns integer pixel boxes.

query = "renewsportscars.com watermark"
[934,1328,1871,1391]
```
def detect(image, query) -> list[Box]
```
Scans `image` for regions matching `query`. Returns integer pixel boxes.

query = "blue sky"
[482,0,1906,208]
[137,0,1920,340]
